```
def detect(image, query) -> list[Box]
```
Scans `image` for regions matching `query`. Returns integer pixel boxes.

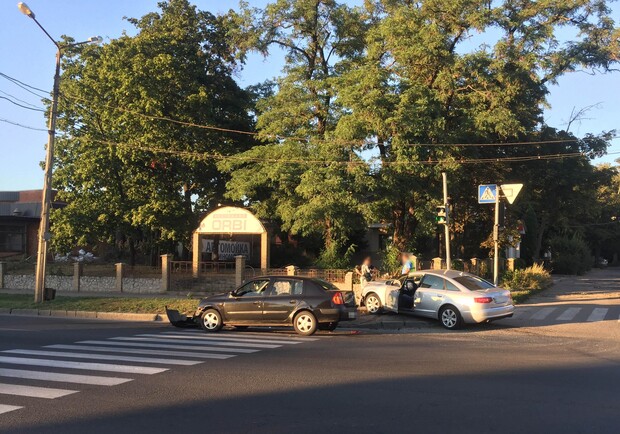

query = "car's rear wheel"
[365,293,382,314]
[318,322,337,332]
[439,305,462,330]
[293,311,317,336]
[200,309,223,332]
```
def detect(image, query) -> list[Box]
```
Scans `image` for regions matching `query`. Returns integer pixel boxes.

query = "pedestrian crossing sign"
[478,184,497,204]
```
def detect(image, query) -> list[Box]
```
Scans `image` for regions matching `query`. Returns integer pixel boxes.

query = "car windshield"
[454,276,495,291]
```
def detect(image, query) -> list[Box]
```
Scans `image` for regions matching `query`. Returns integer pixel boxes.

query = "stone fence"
[0,255,517,295]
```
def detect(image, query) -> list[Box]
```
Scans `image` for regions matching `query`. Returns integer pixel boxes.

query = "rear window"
[454,276,495,291]
[314,279,340,292]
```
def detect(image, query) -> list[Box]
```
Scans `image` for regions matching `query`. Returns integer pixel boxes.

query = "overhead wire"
[0,118,47,132]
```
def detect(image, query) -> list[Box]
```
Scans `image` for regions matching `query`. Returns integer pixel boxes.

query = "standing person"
[355,256,373,306]
[400,253,414,276]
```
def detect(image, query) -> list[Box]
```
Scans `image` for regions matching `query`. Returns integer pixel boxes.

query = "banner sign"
[202,239,250,260]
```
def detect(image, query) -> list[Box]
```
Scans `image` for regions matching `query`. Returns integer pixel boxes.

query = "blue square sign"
[478,184,497,204]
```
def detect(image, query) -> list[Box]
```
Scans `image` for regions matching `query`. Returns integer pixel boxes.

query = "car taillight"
[332,292,344,305]
[474,297,493,304]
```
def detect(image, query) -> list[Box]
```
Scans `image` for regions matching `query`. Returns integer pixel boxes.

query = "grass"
[0,294,200,314]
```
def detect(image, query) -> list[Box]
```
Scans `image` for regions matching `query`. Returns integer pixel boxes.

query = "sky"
[0,0,618,191]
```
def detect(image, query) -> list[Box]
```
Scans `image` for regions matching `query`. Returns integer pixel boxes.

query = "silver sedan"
[361,270,514,330]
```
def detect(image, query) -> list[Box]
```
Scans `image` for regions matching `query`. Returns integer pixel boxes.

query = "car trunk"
[475,288,511,306]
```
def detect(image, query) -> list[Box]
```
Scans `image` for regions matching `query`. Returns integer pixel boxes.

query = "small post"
[432,257,443,270]
[161,254,173,291]
[192,232,200,278]
[72,262,82,291]
[0,262,5,289]
[235,255,246,287]
[507,258,515,272]
[344,271,353,291]
[115,263,125,292]
[470,258,480,276]
[410,255,418,272]
[286,265,298,276]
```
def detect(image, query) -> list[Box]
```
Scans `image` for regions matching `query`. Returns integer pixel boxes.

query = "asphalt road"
[0,270,619,434]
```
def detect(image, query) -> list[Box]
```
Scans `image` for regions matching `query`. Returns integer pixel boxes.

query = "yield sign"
[500,184,523,204]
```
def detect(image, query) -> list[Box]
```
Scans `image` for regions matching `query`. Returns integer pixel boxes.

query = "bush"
[549,235,592,275]
[502,263,553,294]
[379,243,402,275]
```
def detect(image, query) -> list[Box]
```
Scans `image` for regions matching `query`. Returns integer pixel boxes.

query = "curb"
[1,308,163,322]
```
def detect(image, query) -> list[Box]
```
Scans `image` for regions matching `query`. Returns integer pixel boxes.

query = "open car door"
[383,279,402,313]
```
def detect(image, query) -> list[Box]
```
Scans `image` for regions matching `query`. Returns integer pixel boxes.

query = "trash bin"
[44,287,56,301]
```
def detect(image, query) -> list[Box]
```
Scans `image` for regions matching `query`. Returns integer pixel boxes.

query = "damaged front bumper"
[165,306,199,328]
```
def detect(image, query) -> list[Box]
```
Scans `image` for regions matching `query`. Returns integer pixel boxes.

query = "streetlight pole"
[17,2,101,303]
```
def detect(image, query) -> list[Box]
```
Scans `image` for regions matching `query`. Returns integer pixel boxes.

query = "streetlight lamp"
[18,2,101,303]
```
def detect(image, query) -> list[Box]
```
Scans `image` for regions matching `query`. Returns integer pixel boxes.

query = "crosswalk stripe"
[0,356,167,375]
[0,404,22,415]
[2,350,201,366]
[46,345,235,360]
[0,383,78,399]
[0,368,132,386]
[511,307,534,319]
[155,333,304,345]
[171,330,320,342]
[111,336,281,349]
[530,308,556,320]
[557,307,581,321]
[586,308,608,322]
[77,340,258,354]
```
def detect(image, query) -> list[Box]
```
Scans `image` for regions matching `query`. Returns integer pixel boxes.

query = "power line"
[58,91,602,148]
[0,89,44,109]
[68,136,620,166]
[0,72,49,97]
[0,96,45,112]
[0,118,47,131]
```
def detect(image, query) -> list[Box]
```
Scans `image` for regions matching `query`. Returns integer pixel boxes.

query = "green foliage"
[379,243,402,275]
[315,243,356,269]
[549,235,593,275]
[502,263,553,302]
[50,0,254,263]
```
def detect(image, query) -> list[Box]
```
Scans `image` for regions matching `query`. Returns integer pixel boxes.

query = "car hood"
[199,292,229,304]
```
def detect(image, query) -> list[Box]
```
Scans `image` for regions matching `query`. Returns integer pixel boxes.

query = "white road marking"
[0,356,167,375]
[175,331,320,341]
[2,350,201,366]
[511,307,534,319]
[586,308,608,322]
[0,404,22,415]
[530,308,556,321]
[111,336,281,349]
[77,340,257,354]
[155,333,304,345]
[0,383,77,399]
[557,308,581,321]
[46,345,235,360]
[0,368,131,386]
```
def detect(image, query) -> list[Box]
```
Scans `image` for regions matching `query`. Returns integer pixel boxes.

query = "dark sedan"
[194,276,357,335]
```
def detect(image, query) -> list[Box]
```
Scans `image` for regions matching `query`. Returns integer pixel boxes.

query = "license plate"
[348,312,357,319]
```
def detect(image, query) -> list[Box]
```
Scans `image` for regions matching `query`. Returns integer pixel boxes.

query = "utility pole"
[18,2,101,302]
[442,172,451,270]
[493,190,500,285]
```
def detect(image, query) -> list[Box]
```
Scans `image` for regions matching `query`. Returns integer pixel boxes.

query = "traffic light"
[436,205,447,225]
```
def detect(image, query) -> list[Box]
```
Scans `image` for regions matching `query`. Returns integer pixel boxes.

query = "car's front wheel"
[200,308,223,333]
[439,305,462,330]
[293,311,317,336]
[365,293,382,314]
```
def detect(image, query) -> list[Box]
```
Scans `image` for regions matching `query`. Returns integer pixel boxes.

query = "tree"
[222,0,370,262]
[50,0,254,263]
